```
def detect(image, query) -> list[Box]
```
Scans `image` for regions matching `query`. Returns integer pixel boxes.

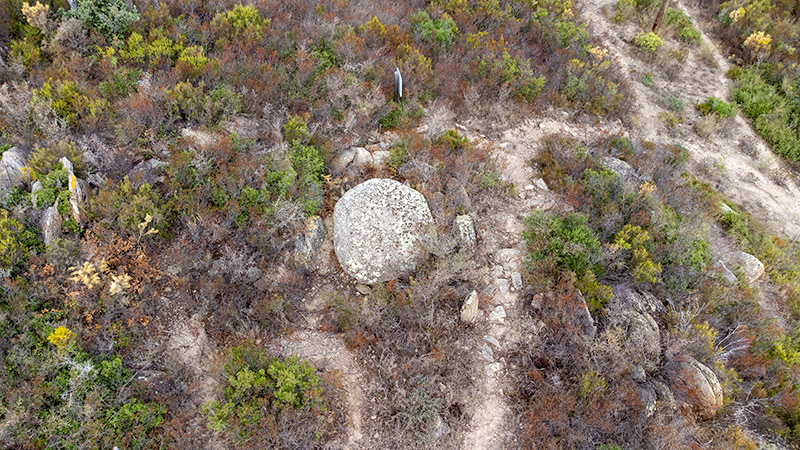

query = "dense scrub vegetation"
[695,0,800,161]
[0,0,633,446]
[0,0,799,447]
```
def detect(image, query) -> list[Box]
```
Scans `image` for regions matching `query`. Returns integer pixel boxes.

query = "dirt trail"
[577,0,800,240]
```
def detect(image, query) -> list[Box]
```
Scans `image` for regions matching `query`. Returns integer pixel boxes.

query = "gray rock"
[460,290,479,323]
[129,159,166,186]
[511,272,522,291]
[294,216,327,267]
[606,287,663,367]
[713,260,737,285]
[59,157,84,224]
[664,354,723,419]
[331,148,355,172]
[573,291,596,340]
[356,284,372,296]
[637,383,658,418]
[600,156,637,182]
[732,251,764,284]
[333,178,434,284]
[480,343,494,362]
[371,150,390,168]
[483,335,501,349]
[40,205,62,246]
[533,178,549,191]
[30,181,43,208]
[454,215,476,252]
[718,201,738,216]
[489,305,506,323]
[0,147,26,192]
[485,362,503,377]
[499,141,515,151]
[352,147,372,169]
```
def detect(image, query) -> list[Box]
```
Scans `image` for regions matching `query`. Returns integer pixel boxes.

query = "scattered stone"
[664,354,723,419]
[294,216,327,267]
[600,156,638,182]
[524,184,535,191]
[460,290,479,323]
[356,284,372,296]
[573,290,596,340]
[454,214,476,252]
[732,251,764,284]
[40,205,62,246]
[631,365,647,383]
[489,305,506,323]
[181,127,219,149]
[331,148,355,172]
[606,287,664,367]
[499,141,515,151]
[30,180,43,208]
[0,147,26,192]
[511,272,522,291]
[533,178,549,191]
[530,293,544,309]
[416,124,429,134]
[480,343,494,362]
[718,201,738,215]
[485,362,503,377]
[59,157,85,224]
[129,158,166,186]
[495,278,510,295]
[352,147,371,169]
[371,150,390,168]
[713,260,737,285]
[483,335,501,349]
[455,124,467,132]
[333,178,434,284]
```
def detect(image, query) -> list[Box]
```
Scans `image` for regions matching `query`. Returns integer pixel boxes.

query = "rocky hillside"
[1,0,799,449]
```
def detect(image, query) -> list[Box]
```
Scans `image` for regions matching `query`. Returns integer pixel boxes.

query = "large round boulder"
[334,178,434,284]
[664,353,723,419]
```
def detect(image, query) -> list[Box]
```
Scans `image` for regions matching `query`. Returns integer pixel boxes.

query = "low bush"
[664,8,702,44]
[634,32,663,52]
[525,210,602,277]
[696,96,737,119]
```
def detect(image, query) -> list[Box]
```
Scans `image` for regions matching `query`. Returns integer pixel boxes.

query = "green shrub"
[614,224,662,283]
[634,32,663,52]
[203,346,324,441]
[659,94,685,112]
[731,67,800,161]
[410,10,458,51]
[64,0,140,40]
[696,96,738,118]
[28,140,86,177]
[436,129,469,150]
[524,210,601,276]
[106,178,172,235]
[575,270,612,313]
[664,8,701,44]
[169,81,242,125]
[640,71,655,86]
[0,210,23,269]
[34,164,71,213]
[212,4,268,37]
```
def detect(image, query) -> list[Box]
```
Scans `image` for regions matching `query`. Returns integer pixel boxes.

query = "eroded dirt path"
[577,0,800,240]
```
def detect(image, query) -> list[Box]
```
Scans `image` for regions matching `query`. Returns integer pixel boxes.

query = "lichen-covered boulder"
[664,354,723,419]
[0,147,26,192]
[333,178,434,284]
